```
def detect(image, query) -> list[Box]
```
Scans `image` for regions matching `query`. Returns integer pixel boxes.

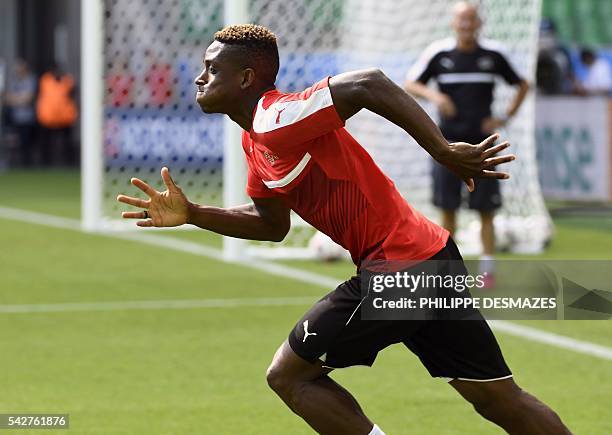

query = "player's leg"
[402,239,571,434]
[442,209,457,236]
[267,277,392,434]
[406,319,572,434]
[266,340,376,435]
[449,378,572,434]
[470,177,502,285]
[480,209,495,256]
[432,160,461,236]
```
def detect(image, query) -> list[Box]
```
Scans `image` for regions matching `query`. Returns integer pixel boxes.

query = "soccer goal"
[82,0,552,260]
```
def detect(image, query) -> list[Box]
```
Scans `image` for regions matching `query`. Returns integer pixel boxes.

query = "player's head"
[451,1,481,44]
[14,57,29,77]
[195,24,279,114]
[580,48,596,66]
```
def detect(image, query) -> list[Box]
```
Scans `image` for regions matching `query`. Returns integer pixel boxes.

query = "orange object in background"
[36,72,78,128]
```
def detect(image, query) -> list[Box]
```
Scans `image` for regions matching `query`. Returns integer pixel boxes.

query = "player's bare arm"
[482,79,530,132]
[329,69,515,191]
[117,167,290,241]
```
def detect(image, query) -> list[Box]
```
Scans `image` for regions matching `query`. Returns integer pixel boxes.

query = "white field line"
[0,297,317,313]
[490,320,612,361]
[1,205,611,362]
[0,206,340,289]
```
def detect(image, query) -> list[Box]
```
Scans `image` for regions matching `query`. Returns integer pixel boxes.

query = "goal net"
[336,0,551,255]
[86,0,551,258]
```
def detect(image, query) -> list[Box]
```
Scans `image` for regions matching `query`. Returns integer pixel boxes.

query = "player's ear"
[240,68,256,89]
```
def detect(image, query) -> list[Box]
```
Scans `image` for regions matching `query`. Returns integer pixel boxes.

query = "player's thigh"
[267,340,333,383]
[403,317,511,380]
[268,281,360,383]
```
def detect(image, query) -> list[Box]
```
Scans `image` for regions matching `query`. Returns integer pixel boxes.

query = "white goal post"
[82,0,552,260]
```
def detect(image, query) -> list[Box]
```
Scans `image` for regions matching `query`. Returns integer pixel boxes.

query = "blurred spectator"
[536,19,577,95]
[0,57,5,130]
[0,57,5,96]
[36,62,78,166]
[143,49,174,107]
[5,58,37,166]
[107,56,135,108]
[577,48,612,96]
[0,57,5,171]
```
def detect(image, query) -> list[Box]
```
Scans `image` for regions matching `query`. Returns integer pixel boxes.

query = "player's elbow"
[353,68,393,106]
[356,68,388,92]
[269,230,288,243]
[268,222,290,242]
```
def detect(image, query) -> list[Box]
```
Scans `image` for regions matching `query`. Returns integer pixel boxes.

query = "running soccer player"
[405,1,530,286]
[117,24,571,435]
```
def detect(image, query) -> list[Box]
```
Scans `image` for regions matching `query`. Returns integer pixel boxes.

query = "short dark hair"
[580,47,596,64]
[214,24,279,86]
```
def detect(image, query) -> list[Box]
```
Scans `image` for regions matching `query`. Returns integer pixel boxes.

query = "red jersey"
[242,77,448,265]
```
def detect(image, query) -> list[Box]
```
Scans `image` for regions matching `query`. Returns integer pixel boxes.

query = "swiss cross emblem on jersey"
[263,150,280,166]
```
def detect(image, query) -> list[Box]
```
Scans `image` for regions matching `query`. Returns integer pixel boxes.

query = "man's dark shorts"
[433,134,502,212]
[287,238,512,381]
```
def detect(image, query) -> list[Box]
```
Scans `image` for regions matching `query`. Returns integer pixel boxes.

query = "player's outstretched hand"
[442,133,516,192]
[117,167,190,227]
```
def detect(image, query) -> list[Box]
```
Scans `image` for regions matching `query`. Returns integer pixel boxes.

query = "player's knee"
[266,363,294,396]
[266,364,309,411]
[470,380,524,418]
[266,364,283,391]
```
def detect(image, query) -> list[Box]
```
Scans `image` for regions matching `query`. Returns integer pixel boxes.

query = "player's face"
[195,41,244,114]
[452,6,481,43]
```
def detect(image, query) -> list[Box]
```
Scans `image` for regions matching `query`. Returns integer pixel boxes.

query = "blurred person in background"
[536,18,577,95]
[4,58,37,167]
[143,49,174,108]
[107,56,135,108]
[0,57,5,171]
[576,48,612,96]
[404,1,529,286]
[36,62,78,166]
[0,57,5,105]
[0,57,5,92]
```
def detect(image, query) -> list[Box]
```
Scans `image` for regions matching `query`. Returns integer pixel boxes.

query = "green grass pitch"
[0,170,611,434]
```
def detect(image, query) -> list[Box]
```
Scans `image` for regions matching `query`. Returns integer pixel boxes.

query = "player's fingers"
[161,167,178,191]
[477,133,500,150]
[480,170,511,179]
[122,211,148,219]
[116,194,149,208]
[481,141,510,159]
[465,178,475,192]
[131,177,157,197]
[482,154,516,168]
[136,220,154,227]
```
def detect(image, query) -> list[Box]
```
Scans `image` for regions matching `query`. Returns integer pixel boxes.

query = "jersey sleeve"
[250,77,344,154]
[406,41,442,84]
[495,50,523,85]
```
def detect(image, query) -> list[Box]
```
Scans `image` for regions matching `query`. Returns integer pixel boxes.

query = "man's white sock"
[369,424,386,435]
[479,254,495,274]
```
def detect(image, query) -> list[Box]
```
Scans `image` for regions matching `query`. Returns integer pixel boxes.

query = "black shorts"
[433,132,502,211]
[432,161,501,211]
[288,238,512,381]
